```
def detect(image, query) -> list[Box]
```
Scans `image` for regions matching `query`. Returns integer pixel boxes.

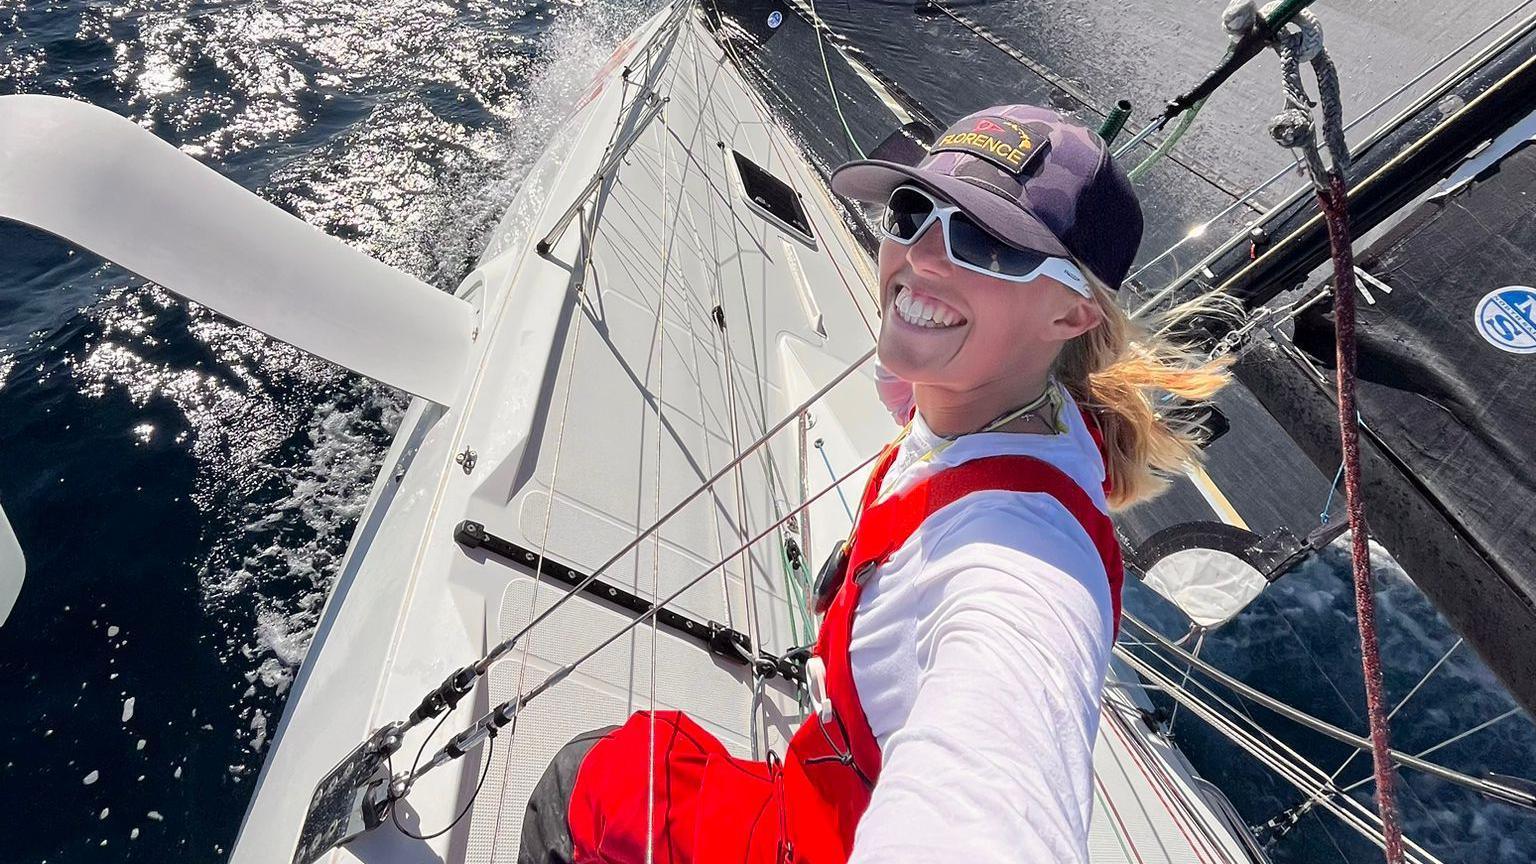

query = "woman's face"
[876,219,1102,392]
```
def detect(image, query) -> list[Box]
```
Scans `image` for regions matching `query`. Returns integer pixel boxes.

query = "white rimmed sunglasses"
[880,185,1089,296]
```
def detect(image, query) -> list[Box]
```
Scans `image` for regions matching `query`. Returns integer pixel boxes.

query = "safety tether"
[1229,2,1406,861]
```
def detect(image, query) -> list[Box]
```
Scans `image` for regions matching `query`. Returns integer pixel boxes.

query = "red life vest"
[566,438,1124,864]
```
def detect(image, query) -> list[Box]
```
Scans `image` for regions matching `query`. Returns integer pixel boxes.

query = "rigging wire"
[1315,410,1366,523]
[354,4,1536,854]
[411,342,874,715]
[387,6,890,805]
[1118,612,1536,811]
[385,710,493,842]
[645,83,682,864]
[797,414,814,554]
[491,204,597,845]
[1165,627,1205,732]
[702,0,839,729]
[371,8,693,846]
[389,740,495,842]
[917,0,1250,205]
[1116,637,1447,864]
[677,22,744,630]
[1118,636,1433,860]
[1118,626,1446,862]
[1261,690,1520,843]
[398,448,886,792]
[1127,98,1205,183]
[716,289,772,756]
[1128,0,1536,313]
[815,438,855,520]
[1289,707,1524,836]
[793,410,817,640]
[692,9,781,752]
[1271,705,1520,843]
[495,5,688,835]
[711,0,884,339]
[773,0,933,132]
[1381,638,1463,726]
[1394,707,1522,766]
[474,343,873,669]
[1318,460,1346,524]
[1267,637,1470,834]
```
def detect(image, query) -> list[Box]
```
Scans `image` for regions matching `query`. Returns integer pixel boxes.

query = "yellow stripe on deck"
[1185,464,1249,530]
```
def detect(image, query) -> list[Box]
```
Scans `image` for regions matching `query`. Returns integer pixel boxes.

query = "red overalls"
[563,434,1124,864]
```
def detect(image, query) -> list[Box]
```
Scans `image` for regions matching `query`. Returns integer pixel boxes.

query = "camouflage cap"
[830,104,1144,290]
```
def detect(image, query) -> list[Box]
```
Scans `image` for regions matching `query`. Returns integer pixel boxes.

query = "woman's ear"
[1052,294,1104,340]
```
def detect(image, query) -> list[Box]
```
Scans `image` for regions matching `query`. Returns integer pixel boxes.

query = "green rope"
[774,538,811,645]
[776,537,813,711]
[1127,98,1204,182]
[779,536,814,643]
[805,0,865,158]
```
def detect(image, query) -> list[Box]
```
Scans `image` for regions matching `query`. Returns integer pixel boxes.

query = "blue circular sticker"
[767,10,783,28]
[1475,286,1536,354]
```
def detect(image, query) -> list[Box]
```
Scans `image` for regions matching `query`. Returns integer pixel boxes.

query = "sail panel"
[1295,141,1536,594]
[1277,140,1536,712]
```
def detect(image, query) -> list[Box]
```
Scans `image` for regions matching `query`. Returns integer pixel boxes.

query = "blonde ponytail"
[1056,282,1234,510]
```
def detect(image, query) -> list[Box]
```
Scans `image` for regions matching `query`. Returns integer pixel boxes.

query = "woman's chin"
[878,314,968,381]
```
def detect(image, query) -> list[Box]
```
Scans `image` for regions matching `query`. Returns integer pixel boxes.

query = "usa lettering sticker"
[1475,286,1536,354]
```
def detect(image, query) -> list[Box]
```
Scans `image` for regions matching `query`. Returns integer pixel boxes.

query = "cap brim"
[830,159,1070,258]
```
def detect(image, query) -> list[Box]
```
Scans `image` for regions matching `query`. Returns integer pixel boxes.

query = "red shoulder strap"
[1078,407,1114,497]
[845,454,1124,630]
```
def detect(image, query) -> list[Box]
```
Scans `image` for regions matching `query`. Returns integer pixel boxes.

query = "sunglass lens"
[882,187,934,241]
[949,212,1049,277]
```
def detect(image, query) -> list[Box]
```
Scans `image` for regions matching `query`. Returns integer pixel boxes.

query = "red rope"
[1318,170,1406,864]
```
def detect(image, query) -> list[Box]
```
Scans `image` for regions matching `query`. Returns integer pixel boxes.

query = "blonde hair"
[1055,281,1234,510]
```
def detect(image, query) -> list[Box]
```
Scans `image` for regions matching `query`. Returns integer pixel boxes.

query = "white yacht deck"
[231,5,1263,863]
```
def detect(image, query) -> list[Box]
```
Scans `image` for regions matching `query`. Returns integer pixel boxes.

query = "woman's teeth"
[893,285,966,328]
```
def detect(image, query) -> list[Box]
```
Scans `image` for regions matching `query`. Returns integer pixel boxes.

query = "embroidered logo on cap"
[931,116,1049,175]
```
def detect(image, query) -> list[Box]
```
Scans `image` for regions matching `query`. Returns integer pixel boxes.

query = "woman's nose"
[906,224,951,278]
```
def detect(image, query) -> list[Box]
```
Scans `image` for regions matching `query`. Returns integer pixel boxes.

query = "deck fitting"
[455,448,477,474]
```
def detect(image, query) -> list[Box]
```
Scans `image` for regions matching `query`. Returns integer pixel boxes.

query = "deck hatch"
[732,150,815,245]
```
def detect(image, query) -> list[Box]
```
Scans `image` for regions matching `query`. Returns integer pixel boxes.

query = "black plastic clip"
[408,664,478,725]
[707,621,754,664]
[811,542,848,614]
[776,645,813,687]
[754,655,781,680]
[784,536,805,571]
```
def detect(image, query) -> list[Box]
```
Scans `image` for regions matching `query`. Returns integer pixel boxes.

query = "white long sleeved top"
[845,388,1115,864]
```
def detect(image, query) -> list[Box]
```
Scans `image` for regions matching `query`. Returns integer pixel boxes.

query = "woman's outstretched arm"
[848,495,1115,863]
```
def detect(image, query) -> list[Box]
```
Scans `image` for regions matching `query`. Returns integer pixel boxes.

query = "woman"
[519,104,1229,864]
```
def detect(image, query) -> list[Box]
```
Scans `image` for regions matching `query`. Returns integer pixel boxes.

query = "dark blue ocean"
[1,1,1533,862]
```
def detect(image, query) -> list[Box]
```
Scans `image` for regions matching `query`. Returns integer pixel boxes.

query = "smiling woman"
[840,103,1232,507]
[517,105,1230,864]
